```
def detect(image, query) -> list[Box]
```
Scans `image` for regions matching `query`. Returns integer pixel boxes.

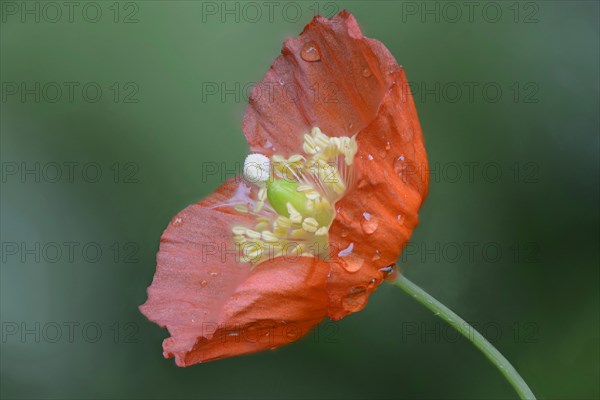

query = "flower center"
[232,127,357,265]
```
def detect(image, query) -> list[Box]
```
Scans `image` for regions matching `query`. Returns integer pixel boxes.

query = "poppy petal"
[174,256,329,365]
[240,11,428,319]
[140,179,252,359]
[141,179,330,365]
[243,10,403,157]
[327,69,428,319]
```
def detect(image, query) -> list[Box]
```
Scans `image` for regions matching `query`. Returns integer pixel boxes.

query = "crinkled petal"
[140,179,329,365]
[142,10,428,366]
[243,11,400,156]
[241,11,428,319]
[173,256,328,365]
[328,70,428,319]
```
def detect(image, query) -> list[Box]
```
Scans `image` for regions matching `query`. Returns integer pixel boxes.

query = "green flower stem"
[391,274,536,400]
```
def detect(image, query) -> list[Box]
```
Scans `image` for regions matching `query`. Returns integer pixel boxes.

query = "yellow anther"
[253,200,264,213]
[305,191,320,200]
[232,226,247,236]
[233,235,246,243]
[288,154,304,163]
[287,202,303,224]
[255,221,269,232]
[274,216,291,229]
[296,184,312,192]
[289,243,305,257]
[314,197,331,211]
[305,199,315,213]
[314,136,329,150]
[303,134,317,154]
[291,228,307,239]
[261,231,279,243]
[315,227,329,236]
[301,217,319,233]
[258,187,267,201]
[245,229,261,239]
[274,226,288,237]
[234,204,248,213]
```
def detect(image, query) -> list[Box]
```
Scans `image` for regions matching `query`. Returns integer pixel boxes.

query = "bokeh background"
[1,1,598,399]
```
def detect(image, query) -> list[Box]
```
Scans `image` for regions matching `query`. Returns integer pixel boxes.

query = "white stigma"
[243,153,270,183]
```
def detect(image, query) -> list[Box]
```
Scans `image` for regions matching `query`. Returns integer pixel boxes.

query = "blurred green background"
[1,1,598,399]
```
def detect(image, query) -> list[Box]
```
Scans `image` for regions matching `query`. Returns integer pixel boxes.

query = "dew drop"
[371,250,381,261]
[338,243,364,272]
[379,264,395,276]
[200,280,208,288]
[342,286,368,312]
[393,157,405,177]
[362,68,372,78]
[360,213,378,235]
[172,217,183,227]
[338,242,354,257]
[385,141,391,151]
[368,154,374,160]
[209,271,219,277]
[357,179,368,189]
[368,278,378,288]
[301,41,321,62]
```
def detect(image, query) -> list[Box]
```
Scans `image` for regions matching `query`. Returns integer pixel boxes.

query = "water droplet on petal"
[209,271,219,277]
[362,68,372,78]
[337,243,364,272]
[379,264,395,276]
[338,242,354,257]
[385,141,391,150]
[393,157,405,177]
[371,250,381,261]
[200,280,208,287]
[301,41,321,62]
[172,217,183,227]
[396,214,404,226]
[360,213,378,235]
[368,278,378,288]
[342,286,368,312]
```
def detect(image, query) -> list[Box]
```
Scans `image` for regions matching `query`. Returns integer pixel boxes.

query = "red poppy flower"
[140,10,428,366]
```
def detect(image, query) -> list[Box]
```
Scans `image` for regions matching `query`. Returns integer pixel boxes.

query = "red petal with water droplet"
[140,179,330,366]
[141,10,427,366]
[242,11,428,318]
